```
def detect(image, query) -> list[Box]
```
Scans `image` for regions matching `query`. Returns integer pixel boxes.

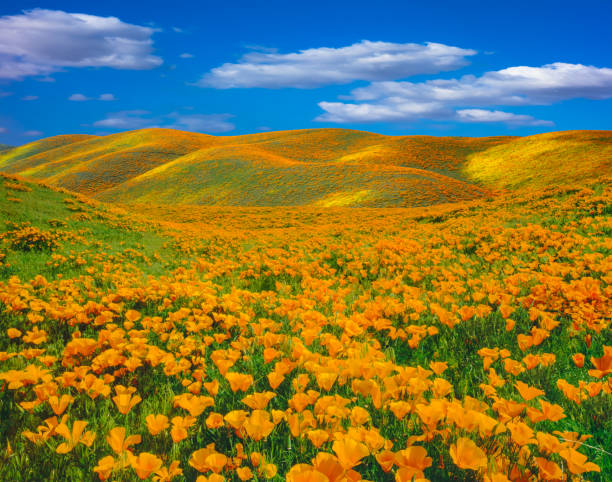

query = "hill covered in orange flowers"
[1,128,610,206]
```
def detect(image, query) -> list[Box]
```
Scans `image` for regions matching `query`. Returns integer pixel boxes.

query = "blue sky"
[0,0,611,144]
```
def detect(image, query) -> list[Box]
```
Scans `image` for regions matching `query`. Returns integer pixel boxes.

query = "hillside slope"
[464,130,612,189]
[0,128,512,207]
[1,128,610,206]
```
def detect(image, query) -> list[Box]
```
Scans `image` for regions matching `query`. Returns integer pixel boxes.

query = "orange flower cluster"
[0,175,610,480]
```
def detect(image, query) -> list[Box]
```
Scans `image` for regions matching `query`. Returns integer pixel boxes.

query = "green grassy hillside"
[464,130,612,189]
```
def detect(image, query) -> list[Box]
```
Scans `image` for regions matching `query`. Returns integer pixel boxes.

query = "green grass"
[0,176,183,281]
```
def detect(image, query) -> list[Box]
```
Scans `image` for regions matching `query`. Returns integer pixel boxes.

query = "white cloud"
[179,53,194,59]
[198,40,476,89]
[455,109,553,126]
[22,95,38,100]
[317,100,447,123]
[69,93,90,101]
[24,130,43,136]
[0,8,162,80]
[166,113,235,133]
[348,63,612,104]
[93,110,154,129]
[0,127,7,133]
[69,93,116,101]
[93,111,235,133]
[316,62,612,125]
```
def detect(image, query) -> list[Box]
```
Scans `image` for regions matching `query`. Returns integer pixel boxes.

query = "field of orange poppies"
[0,171,610,481]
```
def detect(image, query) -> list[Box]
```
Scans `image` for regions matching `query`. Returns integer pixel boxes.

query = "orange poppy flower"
[236,466,253,480]
[47,394,74,415]
[106,426,141,454]
[286,465,329,482]
[267,371,285,389]
[395,445,432,478]
[146,414,170,436]
[189,447,227,473]
[128,452,163,480]
[173,394,214,416]
[152,460,183,482]
[535,457,563,480]
[203,379,219,397]
[514,381,545,401]
[429,361,448,375]
[225,372,253,392]
[241,391,276,410]
[331,437,369,470]
[375,450,396,472]
[589,346,612,378]
[170,416,196,443]
[93,455,116,481]
[539,400,565,422]
[55,420,96,454]
[449,437,487,471]
[506,420,536,446]
[205,412,225,429]
[243,410,275,441]
[306,429,329,448]
[558,448,601,475]
[112,393,142,415]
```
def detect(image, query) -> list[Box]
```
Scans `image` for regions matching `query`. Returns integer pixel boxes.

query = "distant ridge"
[0,128,609,207]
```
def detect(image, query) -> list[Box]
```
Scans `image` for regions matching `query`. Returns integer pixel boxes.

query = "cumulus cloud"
[22,95,38,101]
[197,40,476,89]
[24,130,43,136]
[348,63,612,104]
[316,62,612,125]
[455,109,553,126]
[99,93,116,101]
[0,8,162,80]
[0,127,7,133]
[179,53,194,59]
[93,110,235,133]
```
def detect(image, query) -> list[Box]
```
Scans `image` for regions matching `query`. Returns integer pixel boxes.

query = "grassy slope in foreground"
[0,174,181,281]
[0,128,512,207]
[464,130,612,189]
[0,173,610,481]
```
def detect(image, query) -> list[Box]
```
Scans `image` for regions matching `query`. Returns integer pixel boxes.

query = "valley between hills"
[0,128,610,481]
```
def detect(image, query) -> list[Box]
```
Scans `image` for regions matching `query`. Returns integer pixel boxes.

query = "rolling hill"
[0,128,610,207]
[464,130,612,189]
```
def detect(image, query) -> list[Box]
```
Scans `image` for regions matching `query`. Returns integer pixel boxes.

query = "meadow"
[0,169,610,481]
